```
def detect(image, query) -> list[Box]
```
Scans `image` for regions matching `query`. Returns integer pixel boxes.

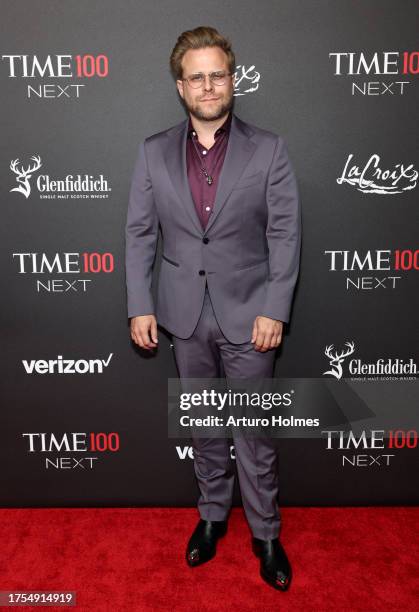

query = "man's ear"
[176,80,184,99]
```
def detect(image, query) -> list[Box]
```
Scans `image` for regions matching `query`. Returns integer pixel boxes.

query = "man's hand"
[251,316,283,352]
[130,315,158,350]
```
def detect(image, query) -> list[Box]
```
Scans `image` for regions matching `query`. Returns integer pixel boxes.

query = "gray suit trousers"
[171,284,280,540]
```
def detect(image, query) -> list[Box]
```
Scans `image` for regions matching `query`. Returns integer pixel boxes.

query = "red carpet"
[0,507,418,611]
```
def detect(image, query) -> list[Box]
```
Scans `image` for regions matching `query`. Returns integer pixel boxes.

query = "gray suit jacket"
[125,112,301,343]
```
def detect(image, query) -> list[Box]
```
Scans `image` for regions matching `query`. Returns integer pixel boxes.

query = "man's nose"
[203,75,214,90]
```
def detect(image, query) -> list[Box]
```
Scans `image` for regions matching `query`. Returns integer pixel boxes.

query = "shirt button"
[198,270,205,276]
[205,206,211,212]
[202,150,207,155]
[203,237,209,244]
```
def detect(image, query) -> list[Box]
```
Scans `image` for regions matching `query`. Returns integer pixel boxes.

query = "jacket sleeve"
[261,136,302,324]
[125,139,159,318]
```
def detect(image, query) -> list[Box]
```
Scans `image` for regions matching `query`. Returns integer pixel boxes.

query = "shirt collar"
[187,112,232,139]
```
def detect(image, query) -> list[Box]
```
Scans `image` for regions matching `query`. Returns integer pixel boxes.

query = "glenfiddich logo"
[10,155,42,198]
[323,342,355,379]
[322,341,417,380]
[9,154,111,199]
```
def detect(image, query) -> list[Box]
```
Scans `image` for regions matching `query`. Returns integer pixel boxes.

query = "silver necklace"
[191,133,215,185]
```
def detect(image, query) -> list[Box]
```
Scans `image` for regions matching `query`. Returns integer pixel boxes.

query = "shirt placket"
[191,130,222,228]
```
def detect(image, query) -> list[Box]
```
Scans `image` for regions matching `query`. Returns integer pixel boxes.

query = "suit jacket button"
[198,270,205,276]
[203,237,209,244]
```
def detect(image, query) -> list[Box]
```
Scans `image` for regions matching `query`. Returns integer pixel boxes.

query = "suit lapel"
[164,117,203,234]
[205,114,257,233]
[163,112,257,235]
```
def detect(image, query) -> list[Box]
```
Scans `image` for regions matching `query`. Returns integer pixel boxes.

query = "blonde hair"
[170,26,236,80]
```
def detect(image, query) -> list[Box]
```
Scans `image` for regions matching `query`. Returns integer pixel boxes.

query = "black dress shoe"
[252,537,292,591]
[186,519,228,567]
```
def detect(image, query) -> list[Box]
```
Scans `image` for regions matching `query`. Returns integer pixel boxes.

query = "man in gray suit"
[125,26,301,591]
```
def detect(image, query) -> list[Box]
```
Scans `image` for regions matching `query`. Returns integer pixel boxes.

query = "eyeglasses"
[182,71,233,88]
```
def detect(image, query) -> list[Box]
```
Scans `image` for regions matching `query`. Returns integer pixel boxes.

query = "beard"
[182,90,235,122]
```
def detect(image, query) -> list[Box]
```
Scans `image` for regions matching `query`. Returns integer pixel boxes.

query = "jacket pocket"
[162,254,180,267]
[234,257,268,271]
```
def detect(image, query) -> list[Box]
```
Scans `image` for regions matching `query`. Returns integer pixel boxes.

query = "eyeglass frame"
[180,70,234,88]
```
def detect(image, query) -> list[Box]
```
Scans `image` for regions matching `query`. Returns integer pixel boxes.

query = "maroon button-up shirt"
[186,112,232,230]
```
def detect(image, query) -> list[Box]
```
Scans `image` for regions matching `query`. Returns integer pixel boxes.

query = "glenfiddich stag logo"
[10,155,42,198]
[323,341,356,379]
[322,342,417,380]
[9,154,111,199]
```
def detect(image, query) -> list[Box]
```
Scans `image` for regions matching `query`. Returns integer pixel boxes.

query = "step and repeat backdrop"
[1,1,417,506]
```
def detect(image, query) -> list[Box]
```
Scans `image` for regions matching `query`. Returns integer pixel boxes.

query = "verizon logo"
[176,445,236,460]
[22,353,114,374]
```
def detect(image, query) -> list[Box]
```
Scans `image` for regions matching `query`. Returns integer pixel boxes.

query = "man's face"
[176,46,235,122]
